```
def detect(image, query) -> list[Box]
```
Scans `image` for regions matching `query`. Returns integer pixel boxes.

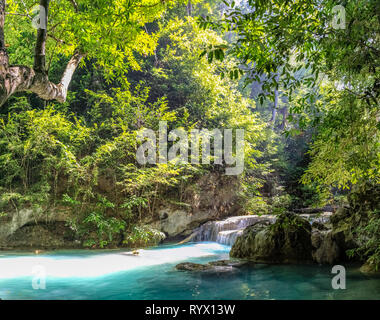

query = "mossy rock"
[360,261,380,274]
[230,212,312,264]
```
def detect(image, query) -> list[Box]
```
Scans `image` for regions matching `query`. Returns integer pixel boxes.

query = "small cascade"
[300,212,332,224]
[190,212,333,246]
[191,215,276,246]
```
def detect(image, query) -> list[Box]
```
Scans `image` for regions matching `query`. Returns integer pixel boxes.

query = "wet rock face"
[230,213,313,264]
[311,229,341,264]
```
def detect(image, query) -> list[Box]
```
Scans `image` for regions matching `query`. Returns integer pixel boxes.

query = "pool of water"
[0,242,379,300]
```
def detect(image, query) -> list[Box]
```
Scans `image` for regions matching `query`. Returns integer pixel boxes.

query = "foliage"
[351,210,380,270]
[200,0,379,267]
[6,0,186,80]
[0,10,268,248]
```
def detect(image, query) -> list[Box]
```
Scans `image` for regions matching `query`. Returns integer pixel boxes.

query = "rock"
[0,207,71,249]
[330,208,359,253]
[330,207,351,226]
[207,260,248,268]
[360,261,379,274]
[175,261,243,274]
[311,229,323,249]
[311,221,328,231]
[147,173,241,238]
[175,262,213,271]
[311,229,340,264]
[230,212,313,264]
[190,215,276,246]
[3,222,80,250]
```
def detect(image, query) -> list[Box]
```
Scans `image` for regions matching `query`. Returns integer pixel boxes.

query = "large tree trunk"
[0,0,84,107]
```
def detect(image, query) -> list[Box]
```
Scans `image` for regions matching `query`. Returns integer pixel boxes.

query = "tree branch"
[0,0,85,106]
[29,50,85,103]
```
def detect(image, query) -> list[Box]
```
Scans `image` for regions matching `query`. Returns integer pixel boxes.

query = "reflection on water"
[0,242,379,300]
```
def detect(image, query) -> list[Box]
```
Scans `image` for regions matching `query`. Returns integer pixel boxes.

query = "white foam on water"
[0,242,229,279]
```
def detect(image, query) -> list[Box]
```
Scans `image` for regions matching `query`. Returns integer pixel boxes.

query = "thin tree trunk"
[186,1,192,16]
[270,89,279,128]
[280,106,288,130]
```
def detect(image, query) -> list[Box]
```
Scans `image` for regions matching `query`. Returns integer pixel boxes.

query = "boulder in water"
[175,262,213,271]
[175,260,245,273]
[230,212,313,264]
[207,259,249,268]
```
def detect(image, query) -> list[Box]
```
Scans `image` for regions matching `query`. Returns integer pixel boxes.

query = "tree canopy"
[0,0,183,105]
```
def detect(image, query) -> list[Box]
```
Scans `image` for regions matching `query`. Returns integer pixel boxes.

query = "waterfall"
[190,212,332,246]
[191,215,276,246]
[299,212,332,224]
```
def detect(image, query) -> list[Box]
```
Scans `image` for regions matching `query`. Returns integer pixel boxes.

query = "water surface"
[0,242,379,300]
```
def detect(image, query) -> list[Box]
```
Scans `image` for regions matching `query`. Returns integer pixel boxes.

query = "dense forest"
[0,0,378,273]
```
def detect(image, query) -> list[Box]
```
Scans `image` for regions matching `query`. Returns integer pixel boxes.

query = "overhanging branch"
[0,0,86,106]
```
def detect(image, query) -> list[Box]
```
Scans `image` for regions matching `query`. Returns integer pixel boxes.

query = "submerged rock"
[230,212,313,264]
[175,260,247,272]
[175,262,213,271]
[207,259,249,268]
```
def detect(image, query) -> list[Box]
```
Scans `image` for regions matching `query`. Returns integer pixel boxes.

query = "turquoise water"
[0,242,379,300]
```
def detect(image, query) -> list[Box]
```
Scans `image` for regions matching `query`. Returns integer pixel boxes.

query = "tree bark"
[270,89,279,128]
[280,105,288,130]
[0,0,84,107]
[186,1,192,16]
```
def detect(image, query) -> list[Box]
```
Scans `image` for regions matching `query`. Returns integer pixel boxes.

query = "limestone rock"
[148,173,241,238]
[230,212,313,264]
[3,222,80,250]
[311,229,340,264]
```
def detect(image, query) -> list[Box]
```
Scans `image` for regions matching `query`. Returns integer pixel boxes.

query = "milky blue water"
[0,242,379,300]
